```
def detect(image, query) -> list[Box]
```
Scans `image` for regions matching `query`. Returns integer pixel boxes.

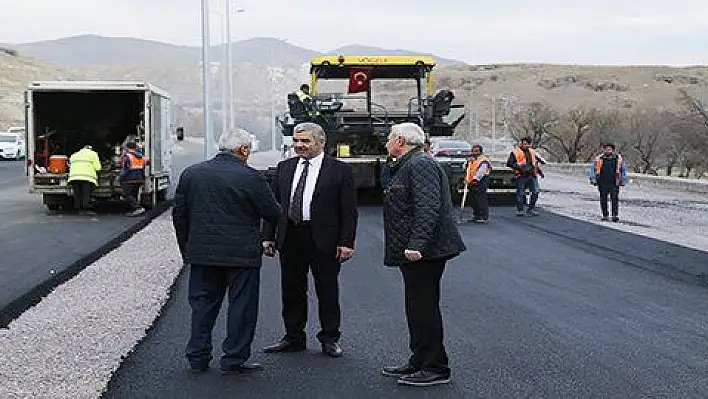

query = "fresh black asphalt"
[103,207,708,398]
[0,150,200,326]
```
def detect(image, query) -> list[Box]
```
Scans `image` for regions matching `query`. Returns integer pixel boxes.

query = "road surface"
[0,141,206,325]
[103,207,708,398]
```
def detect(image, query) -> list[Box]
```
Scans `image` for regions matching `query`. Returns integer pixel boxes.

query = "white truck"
[25,81,184,211]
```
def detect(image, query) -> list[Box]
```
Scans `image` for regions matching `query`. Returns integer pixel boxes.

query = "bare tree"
[663,112,696,176]
[676,90,708,177]
[544,107,619,163]
[508,101,559,157]
[678,89,708,132]
[627,109,674,174]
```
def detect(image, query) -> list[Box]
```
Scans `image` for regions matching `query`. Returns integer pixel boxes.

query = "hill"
[12,35,466,68]
[2,38,707,157]
[0,46,82,129]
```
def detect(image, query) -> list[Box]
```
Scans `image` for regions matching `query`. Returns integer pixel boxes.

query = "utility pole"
[201,0,213,159]
[475,111,479,139]
[491,95,496,153]
[468,79,473,138]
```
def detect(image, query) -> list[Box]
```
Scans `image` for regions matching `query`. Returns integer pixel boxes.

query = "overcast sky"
[1,0,707,65]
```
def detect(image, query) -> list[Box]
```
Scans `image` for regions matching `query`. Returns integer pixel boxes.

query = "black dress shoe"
[189,362,210,373]
[321,342,343,357]
[262,340,306,353]
[220,362,263,375]
[397,370,451,386]
[382,363,419,377]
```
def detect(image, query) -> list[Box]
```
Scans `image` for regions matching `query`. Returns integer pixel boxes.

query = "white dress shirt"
[290,152,324,221]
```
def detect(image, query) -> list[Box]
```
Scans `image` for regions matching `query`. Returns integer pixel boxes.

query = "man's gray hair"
[218,127,252,151]
[293,122,326,142]
[390,122,425,146]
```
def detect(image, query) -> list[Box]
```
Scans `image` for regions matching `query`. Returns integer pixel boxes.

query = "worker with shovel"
[460,144,491,224]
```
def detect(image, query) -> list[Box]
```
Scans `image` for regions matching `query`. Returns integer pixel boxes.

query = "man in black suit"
[262,122,358,358]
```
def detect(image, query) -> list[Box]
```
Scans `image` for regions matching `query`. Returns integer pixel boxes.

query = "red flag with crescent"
[348,67,372,93]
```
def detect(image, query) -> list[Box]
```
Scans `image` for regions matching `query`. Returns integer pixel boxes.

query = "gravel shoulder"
[0,214,183,398]
[539,171,708,253]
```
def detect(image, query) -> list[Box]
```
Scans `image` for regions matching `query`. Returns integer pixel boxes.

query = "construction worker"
[588,143,627,222]
[464,144,492,223]
[506,136,541,216]
[119,141,146,216]
[67,145,102,215]
[295,84,318,117]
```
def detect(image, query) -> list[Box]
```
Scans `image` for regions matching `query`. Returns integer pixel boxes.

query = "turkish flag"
[348,67,372,93]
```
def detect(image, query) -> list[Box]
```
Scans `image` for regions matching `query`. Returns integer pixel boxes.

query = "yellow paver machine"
[275,55,467,196]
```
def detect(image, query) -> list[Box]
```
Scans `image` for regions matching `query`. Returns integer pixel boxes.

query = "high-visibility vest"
[512,147,538,176]
[68,148,101,185]
[126,152,145,169]
[594,153,623,182]
[466,155,491,182]
[296,90,319,116]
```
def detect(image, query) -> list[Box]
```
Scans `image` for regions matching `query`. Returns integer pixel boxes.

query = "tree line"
[504,89,708,178]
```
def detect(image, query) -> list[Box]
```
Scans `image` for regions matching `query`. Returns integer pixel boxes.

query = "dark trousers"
[470,178,489,220]
[516,175,539,212]
[70,180,93,211]
[121,182,142,210]
[598,184,619,217]
[186,264,260,368]
[279,223,341,344]
[400,259,450,375]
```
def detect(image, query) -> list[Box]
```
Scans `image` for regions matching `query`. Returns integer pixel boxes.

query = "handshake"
[262,241,276,257]
[261,241,354,262]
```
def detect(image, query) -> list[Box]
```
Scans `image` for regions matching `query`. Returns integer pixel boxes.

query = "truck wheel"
[15,150,21,160]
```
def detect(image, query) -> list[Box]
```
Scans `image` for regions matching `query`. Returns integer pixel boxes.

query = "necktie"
[289,159,310,223]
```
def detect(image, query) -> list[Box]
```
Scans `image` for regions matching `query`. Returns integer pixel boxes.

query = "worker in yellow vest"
[465,144,492,223]
[295,84,319,117]
[506,136,541,216]
[67,145,102,215]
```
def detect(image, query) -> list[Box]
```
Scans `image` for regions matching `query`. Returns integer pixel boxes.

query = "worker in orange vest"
[464,144,492,223]
[506,136,541,216]
[119,141,147,216]
[588,143,627,222]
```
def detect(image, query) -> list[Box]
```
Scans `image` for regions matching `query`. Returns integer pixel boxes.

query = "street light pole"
[225,0,233,130]
[226,4,245,130]
[201,0,213,159]
[270,46,276,152]
[220,14,228,135]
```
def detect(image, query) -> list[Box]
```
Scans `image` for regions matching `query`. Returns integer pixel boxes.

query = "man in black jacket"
[381,122,466,387]
[172,128,281,375]
[261,122,358,358]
